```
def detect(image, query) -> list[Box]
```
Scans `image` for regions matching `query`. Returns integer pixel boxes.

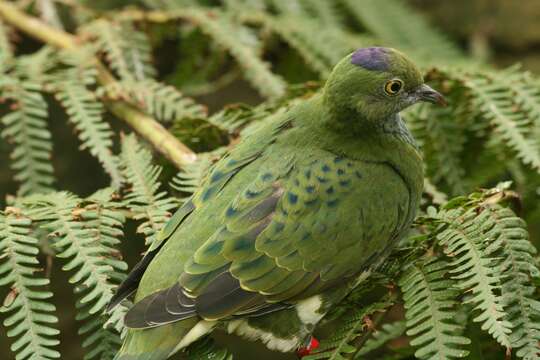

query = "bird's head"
[323,47,446,123]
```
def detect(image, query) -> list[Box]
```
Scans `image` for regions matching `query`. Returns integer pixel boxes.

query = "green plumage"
[110,47,444,359]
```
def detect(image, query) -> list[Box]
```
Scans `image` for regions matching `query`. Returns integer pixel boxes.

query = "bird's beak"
[416,84,448,107]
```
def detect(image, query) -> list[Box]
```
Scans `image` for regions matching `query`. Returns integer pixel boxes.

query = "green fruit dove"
[108,47,446,359]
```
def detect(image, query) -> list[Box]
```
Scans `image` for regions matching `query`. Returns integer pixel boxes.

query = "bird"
[108,47,446,360]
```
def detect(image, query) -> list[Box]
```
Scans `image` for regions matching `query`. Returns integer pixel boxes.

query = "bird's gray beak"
[417,84,447,106]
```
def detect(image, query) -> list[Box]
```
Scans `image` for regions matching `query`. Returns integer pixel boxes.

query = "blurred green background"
[1,0,539,358]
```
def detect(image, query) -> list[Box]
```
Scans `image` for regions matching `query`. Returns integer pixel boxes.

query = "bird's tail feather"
[115,318,199,360]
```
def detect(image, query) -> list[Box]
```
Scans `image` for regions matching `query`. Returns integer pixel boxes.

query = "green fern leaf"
[240,12,355,77]
[27,191,128,359]
[120,134,178,245]
[171,148,225,194]
[406,104,467,195]
[266,0,305,14]
[355,320,406,357]
[495,68,540,150]
[0,210,60,360]
[305,295,394,360]
[0,77,54,196]
[14,46,59,86]
[104,79,207,123]
[32,193,115,313]
[400,258,470,360]
[461,70,540,173]
[437,207,512,348]
[181,8,286,99]
[55,71,122,187]
[478,205,540,359]
[77,309,122,360]
[76,189,128,359]
[298,0,343,28]
[340,0,462,64]
[86,20,155,81]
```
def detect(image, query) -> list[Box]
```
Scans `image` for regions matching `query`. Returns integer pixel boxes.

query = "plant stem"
[0,1,197,168]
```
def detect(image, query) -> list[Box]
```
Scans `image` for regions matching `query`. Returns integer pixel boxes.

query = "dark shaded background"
[1,1,539,359]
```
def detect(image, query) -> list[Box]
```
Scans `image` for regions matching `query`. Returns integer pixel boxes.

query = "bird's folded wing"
[124,153,410,328]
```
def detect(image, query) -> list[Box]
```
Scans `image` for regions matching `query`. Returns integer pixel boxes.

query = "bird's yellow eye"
[384,79,404,95]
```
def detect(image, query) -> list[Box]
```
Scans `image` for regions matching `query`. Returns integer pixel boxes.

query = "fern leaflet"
[54,69,122,187]
[86,20,155,81]
[461,70,540,173]
[0,77,54,195]
[179,8,286,99]
[479,205,540,359]
[355,320,406,357]
[120,134,178,245]
[340,0,463,64]
[437,207,512,348]
[0,210,60,360]
[305,295,394,360]
[23,191,128,358]
[406,105,467,195]
[103,79,207,123]
[400,258,470,360]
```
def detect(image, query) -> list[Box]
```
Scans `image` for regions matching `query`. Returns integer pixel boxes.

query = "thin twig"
[0,1,197,168]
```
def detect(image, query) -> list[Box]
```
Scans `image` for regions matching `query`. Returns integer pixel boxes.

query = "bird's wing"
[124,152,411,328]
[110,116,293,314]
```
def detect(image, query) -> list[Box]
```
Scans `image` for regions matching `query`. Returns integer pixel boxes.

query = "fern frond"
[305,295,394,360]
[28,191,127,358]
[77,190,128,358]
[437,207,512,348]
[32,193,115,313]
[14,46,59,86]
[86,20,155,81]
[0,210,60,360]
[266,0,305,15]
[0,77,54,195]
[479,205,540,359]
[298,0,343,28]
[77,309,122,360]
[495,68,540,148]
[103,79,207,123]
[400,258,470,360]
[179,8,286,99]
[240,12,354,77]
[459,70,540,172]
[171,148,226,195]
[120,134,178,245]
[406,104,467,195]
[340,0,462,64]
[54,70,122,187]
[355,320,406,357]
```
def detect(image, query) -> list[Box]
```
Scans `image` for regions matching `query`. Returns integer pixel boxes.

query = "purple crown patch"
[351,47,391,71]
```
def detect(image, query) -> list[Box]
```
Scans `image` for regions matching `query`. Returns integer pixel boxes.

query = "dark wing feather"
[195,272,265,320]
[124,286,198,329]
[107,199,195,312]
